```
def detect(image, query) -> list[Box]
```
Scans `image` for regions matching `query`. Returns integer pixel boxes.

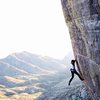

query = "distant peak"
[21,51,30,54]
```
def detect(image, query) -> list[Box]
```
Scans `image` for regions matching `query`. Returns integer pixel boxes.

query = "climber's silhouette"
[68,60,84,86]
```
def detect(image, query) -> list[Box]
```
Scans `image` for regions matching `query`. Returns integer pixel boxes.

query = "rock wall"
[61,0,100,100]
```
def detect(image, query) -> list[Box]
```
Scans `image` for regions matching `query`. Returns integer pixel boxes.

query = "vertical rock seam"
[61,0,100,100]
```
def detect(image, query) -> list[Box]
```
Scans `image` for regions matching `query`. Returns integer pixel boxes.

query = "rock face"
[61,0,100,100]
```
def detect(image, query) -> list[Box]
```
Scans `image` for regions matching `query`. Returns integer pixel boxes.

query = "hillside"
[0,51,90,100]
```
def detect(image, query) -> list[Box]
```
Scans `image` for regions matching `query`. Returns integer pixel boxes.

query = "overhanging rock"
[61,0,100,100]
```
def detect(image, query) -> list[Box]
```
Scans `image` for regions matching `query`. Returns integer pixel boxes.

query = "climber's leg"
[75,71,84,81]
[68,72,74,85]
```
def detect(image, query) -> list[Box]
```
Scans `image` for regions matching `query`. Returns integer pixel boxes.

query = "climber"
[68,60,84,86]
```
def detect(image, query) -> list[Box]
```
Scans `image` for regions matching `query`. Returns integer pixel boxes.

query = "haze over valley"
[0,51,89,100]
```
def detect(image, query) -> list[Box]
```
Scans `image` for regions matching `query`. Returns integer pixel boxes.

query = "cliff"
[61,0,100,100]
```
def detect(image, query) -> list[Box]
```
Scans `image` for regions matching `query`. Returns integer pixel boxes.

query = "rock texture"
[37,79,91,100]
[61,0,100,100]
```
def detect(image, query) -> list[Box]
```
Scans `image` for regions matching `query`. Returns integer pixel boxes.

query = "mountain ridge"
[0,51,90,100]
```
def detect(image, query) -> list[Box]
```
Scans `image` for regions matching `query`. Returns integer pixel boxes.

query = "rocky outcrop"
[61,0,100,100]
[37,79,90,100]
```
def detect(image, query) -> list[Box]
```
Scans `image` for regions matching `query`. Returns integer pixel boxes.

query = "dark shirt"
[70,68,75,72]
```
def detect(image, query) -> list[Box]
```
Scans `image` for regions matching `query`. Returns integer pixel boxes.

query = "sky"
[0,0,73,59]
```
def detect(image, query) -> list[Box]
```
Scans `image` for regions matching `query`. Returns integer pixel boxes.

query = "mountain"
[13,51,66,71]
[1,51,66,74]
[0,51,90,100]
[0,61,27,76]
[0,51,67,99]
